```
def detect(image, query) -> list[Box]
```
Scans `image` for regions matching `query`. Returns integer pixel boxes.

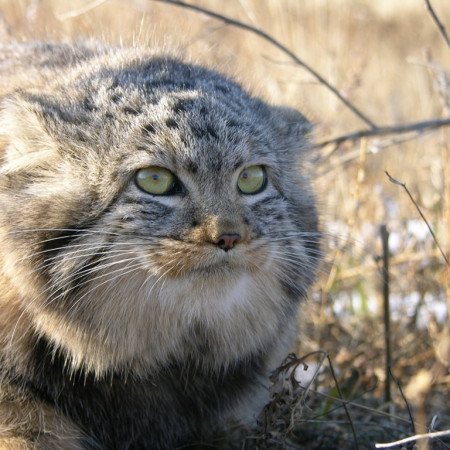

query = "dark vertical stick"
[380,224,391,404]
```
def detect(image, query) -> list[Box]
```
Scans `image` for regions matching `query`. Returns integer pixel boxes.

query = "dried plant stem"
[423,44,450,315]
[424,0,450,50]
[335,248,443,281]
[443,137,450,314]
[386,171,450,266]
[323,140,367,304]
[306,388,413,425]
[317,117,450,148]
[375,429,450,449]
[327,354,360,449]
[151,0,377,129]
[388,368,415,436]
[380,225,391,404]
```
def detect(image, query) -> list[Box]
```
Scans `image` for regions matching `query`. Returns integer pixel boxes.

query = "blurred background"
[0,1,449,448]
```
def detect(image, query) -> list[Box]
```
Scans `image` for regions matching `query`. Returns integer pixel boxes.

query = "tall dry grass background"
[0,0,449,448]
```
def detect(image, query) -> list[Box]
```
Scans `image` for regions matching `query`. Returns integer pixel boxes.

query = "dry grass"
[0,0,449,448]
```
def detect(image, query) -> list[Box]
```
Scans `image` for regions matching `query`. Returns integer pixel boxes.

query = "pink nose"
[215,233,241,251]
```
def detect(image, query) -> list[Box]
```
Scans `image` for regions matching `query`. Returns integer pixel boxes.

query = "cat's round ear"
[271,105,313,136]
[0,94,57,171]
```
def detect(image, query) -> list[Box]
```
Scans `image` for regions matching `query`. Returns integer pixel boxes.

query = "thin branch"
[375,429,450,448]
[388,367,415,436]
[151,0,377,129]
[425,0,450,50]
[300,385,414,426]
[327,354,360,449]
[386,171,450,267]
[316,117,450,148]
[380,226,391,405]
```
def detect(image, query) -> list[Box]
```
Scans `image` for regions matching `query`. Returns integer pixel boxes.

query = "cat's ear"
[270,105,313,137]
[0,93,59,172]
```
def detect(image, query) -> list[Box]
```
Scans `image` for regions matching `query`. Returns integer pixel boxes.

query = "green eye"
[136,166,178,195]
[237,165,267,195]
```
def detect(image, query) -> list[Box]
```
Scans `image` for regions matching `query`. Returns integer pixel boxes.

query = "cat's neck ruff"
[32,259,295,377]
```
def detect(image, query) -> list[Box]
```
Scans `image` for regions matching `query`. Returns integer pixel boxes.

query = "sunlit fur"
[0,42,319,448]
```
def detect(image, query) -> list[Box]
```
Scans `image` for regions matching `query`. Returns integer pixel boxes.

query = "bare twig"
[375,429,450,448]
[424,0,450,50]
[327,354,360,449]
[316,117,450,148]
[388,367,415,436]
[380,225,391,404]
[150,0,377,129]
[386,171,450,266]
[306,390,414,426]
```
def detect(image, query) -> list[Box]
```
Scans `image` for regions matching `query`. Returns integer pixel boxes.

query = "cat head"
[0,49,319,375]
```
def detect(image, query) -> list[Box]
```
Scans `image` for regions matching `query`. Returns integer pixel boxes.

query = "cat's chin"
[163,256,245,279]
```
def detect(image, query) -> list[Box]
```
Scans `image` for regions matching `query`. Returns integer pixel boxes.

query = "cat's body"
[0,42,319,449]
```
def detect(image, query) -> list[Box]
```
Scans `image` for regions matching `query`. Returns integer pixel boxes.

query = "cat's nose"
[215,233,241,251]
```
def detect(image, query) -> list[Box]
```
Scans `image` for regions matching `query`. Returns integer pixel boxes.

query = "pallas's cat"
[0,42,319,449]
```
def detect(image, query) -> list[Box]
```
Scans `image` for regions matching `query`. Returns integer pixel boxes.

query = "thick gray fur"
[0,42,319,449]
